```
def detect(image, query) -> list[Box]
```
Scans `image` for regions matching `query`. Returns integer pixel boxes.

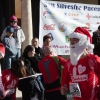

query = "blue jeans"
[15,48,21,59]
[4,56,16,70]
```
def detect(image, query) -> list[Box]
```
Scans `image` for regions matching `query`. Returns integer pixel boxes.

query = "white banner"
[39,0,100,55]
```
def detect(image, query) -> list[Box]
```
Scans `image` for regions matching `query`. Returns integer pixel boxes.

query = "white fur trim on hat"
[69,32,94,51]
[69,32,87,41]
[86,43,94,51]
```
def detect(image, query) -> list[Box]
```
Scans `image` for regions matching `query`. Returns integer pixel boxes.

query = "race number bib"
[70,83,81,97]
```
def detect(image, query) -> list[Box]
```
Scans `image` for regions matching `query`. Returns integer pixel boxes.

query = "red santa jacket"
[2,69,18,100]
[38,55,67,92]
[61,54,100,100]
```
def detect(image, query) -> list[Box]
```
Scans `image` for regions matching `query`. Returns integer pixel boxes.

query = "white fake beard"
[70,42,86,66]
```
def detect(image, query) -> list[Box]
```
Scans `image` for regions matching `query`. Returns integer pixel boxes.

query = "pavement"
[16,88,22,100]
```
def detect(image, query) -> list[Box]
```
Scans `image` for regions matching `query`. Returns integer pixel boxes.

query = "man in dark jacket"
[31,37,44,59]
[92,25,100,56]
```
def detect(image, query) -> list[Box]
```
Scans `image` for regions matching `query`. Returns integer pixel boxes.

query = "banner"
[39,0,100,55]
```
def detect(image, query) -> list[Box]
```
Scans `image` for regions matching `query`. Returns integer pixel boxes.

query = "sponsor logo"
[83,23,92,32]
[43,24,55,30]
[65,50,70,54]
[68,13,79,17]
[44,2,55,8]
[86,13,100,20]
[97,22,100,24]
[73,18,79,20]
[70,24,77,32]
[64,13,79,20]
[58,22,67,32]
[86,23,90,29]
[71,74,88,82]
[64,13,67,16]
[86,13,91,20]
[43,11,55,19]
[48,33,54,41]
[64,13,79,17]
[65,36,69,43]
[83,23,90,30]
[44,4,47,7]
[53,45,69,48]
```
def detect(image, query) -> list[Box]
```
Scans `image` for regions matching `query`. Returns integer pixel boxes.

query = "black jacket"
[92,31,100,56]
[35,47,44,59]
[24,54,42,73]
[18,59,44,100]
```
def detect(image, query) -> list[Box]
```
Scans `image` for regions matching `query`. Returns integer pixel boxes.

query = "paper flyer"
[19,73,42,80]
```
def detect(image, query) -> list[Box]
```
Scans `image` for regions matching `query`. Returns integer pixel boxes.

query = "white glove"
[6,89,15,96]
[0,52,4,58]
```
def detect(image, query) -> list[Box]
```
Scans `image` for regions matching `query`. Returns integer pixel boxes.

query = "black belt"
[44,77,60,90]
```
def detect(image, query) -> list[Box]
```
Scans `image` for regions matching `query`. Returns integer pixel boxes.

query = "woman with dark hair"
[18,45,44,100]
[22,45,44,84]
[1,59,29,100]
[22,45,42,73]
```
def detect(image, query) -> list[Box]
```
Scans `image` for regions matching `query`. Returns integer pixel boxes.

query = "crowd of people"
[0,15,100,100]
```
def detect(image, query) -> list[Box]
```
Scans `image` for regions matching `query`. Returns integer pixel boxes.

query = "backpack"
[52,56,74,100]
[52,56,63,83]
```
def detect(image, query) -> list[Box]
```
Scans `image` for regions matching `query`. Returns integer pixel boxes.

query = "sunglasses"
[10,20,17,23]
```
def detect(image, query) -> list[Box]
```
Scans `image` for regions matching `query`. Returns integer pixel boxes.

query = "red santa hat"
[69,27,94,51]
[0,43,5,57]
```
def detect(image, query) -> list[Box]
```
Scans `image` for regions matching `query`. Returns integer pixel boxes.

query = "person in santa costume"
[60,27,100,100]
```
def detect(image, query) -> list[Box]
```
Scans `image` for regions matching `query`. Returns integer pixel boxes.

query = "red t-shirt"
[38,55,67,92]
[2,69,18,100]
[61,54,100,100]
